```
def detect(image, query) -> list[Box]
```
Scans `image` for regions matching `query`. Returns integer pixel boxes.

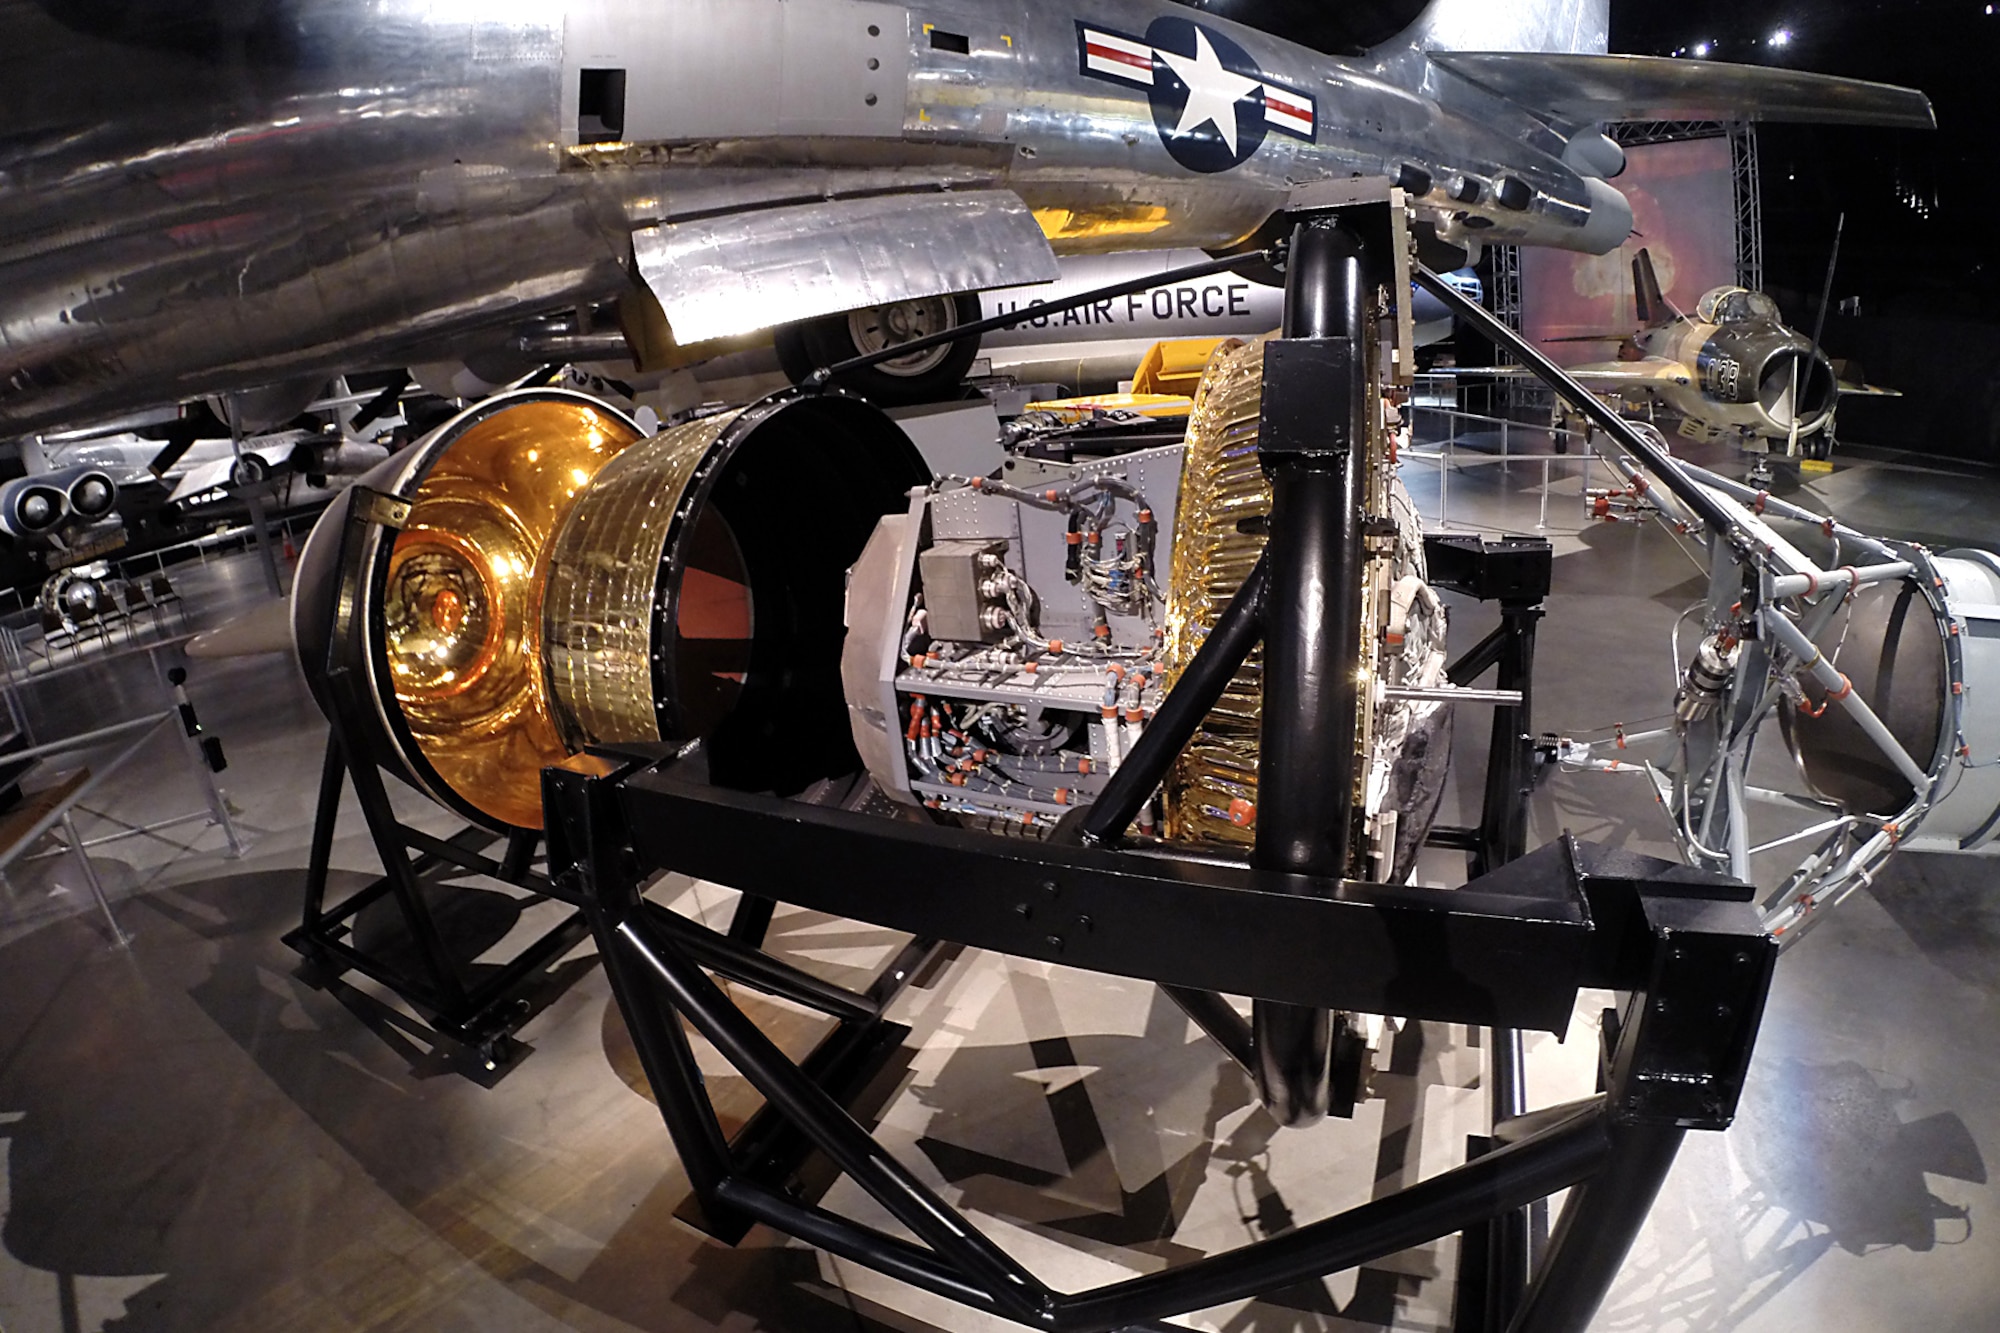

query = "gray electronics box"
[919,539,1009,643]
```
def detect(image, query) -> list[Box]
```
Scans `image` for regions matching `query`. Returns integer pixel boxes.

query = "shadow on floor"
[0,868,892,1332]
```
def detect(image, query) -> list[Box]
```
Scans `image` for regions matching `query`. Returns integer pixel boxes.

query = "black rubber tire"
[774,293,982,406]
[230,454,268,487]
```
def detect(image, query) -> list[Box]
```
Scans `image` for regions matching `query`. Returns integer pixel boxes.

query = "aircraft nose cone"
[20,494,52,527]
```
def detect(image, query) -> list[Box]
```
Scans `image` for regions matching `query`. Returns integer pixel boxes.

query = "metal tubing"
[1506,1122,1686,1333]
[59,810,129,947]
[614,915,1056,1321]
[819,249,1276,382]
[1412,265,1740,538]
[1079,554,1268,844]
[1486,1029,1531,1323]
[1385,685,1524,706]
[1161,986,1256,1075]
[1449,625,1510,687]
[396,824,508,878]
[1252,218,1368,1127]
[643,902,879,1024]
[1494,1096,1605,1146]
[1761,609,1929,788]
[1674,457,1898,561]
[713,1179,1008,1315]
[1480,606,1543,876]
[1770,562,1914,601]
[0,715,175,876]
[1060,1102,1609,1333]
[0,711,167,765]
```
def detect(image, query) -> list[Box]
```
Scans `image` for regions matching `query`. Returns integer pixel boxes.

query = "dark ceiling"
[1610,0,2000,319]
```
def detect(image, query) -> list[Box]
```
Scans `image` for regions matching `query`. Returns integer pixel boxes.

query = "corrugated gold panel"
[1162,338,1271,845]
[385,399,641,830]
[542,411,740,747]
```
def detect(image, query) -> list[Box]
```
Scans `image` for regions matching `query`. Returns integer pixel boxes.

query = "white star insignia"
[1156,28,1261,156]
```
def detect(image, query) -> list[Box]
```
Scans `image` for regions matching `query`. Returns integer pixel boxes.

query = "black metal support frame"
[529,210,1780,1332]
[284,496,594,1075]
[549,753,1776,1333]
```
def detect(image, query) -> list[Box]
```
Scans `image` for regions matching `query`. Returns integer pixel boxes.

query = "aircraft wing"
[1430,53,1935,132]
[632,189,1060,344]
[166,456,237,504]
[1838,380,1903,398]
[1561,359,1693,389]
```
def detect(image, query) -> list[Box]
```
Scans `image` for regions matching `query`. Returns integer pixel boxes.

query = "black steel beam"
[1160,986,1256,1074]
[615,913,1057,1323]
[621,768,1592,1032]
[643,901,881,1024]
[1058,1102,1608,1332]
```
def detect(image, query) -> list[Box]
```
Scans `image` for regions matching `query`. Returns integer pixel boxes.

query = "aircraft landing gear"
[776,293,982,406]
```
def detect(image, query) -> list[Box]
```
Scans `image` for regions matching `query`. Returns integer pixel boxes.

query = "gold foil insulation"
[383,399,642,829]
[1160,333,1386,854]
[1162,338,1272,845]
[541,410,747,749]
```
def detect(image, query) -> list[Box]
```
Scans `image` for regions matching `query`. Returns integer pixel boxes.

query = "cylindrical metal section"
[1252,219,1370,1127]
[1282,219,1365,342]
[1254,459,1366,871]
[1506,1122,1685,1333]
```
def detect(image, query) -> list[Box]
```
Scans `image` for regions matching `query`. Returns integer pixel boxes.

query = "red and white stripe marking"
[1082,27,1154,85]
[1261,84,1314,139]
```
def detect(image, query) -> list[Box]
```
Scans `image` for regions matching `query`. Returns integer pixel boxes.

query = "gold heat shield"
[1162,339,1271,844]
[542,411,753,749]
[1161,336,1387,850]
[382,398,642,829]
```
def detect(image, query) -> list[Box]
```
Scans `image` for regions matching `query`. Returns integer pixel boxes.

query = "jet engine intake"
[44,464,118,522]
[1755,347,1838,433]
[0,477,68,537]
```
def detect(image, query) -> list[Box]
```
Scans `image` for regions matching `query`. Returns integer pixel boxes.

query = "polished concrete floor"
[1,435,1997,1333]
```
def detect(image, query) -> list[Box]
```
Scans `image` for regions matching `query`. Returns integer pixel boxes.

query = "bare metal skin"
[0,0,1930,435]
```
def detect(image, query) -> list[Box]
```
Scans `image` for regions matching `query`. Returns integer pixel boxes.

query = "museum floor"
[2,430,1997,1332]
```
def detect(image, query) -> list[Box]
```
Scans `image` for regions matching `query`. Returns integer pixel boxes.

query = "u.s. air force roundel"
[1077,16,1317,174]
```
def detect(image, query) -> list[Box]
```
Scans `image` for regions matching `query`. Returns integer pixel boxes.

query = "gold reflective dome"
[383,399,642,829]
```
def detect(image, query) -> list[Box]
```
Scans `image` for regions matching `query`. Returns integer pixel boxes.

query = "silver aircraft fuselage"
[0,0,1835,435]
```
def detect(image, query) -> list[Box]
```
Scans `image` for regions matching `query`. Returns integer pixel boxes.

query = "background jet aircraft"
[0,0,1933,441]
[1545,249,1892,456]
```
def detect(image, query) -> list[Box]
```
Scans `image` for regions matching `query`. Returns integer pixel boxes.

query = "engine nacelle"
[43,464,118,522]
[0,476,69,537]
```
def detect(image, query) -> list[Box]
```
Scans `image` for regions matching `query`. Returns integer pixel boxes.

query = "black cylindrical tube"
[1161,985,1256,1074]
[1487,1029,1532,1323]
[616,917,1054,1321]
[1505,1122,1685,1333]
[713,1180,1007,1315]
[1251,218,1369,1127]
[645,902,878,1024]
[1253,460,1365,872]
[1077,554,1268,845]
[1059,1102,1609,1333]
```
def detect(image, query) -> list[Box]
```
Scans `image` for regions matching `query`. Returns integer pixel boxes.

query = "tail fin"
[1633,249,1668,328]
